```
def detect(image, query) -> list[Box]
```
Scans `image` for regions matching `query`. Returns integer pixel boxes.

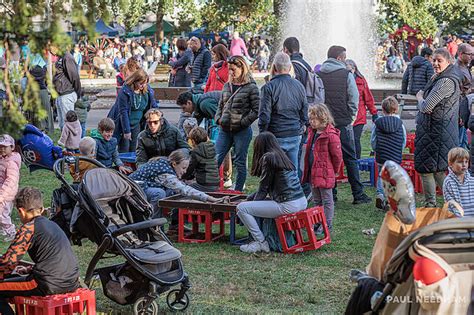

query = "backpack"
[292,60,325,104]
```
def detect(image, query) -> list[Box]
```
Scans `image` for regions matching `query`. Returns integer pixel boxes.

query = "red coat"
[353,76,377,126]
[302,124,343,189]
[204,61,229,92]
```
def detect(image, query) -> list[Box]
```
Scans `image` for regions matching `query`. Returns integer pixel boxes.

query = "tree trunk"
[155,5,165,43]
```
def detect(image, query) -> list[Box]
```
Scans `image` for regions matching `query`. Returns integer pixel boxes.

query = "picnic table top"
[158,192,247,212]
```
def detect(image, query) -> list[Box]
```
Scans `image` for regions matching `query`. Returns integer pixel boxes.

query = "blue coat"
[107,84,159,136]
[401,56,434,95]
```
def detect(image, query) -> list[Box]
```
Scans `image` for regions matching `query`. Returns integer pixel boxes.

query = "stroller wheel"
[166,289,190,312]
[133,297,159,315]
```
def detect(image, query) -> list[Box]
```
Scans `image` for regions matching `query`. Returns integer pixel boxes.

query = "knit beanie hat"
[79,137,96,157]
[183,118,198,136]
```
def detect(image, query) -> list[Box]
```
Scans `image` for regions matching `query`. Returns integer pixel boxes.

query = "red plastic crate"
[275,207,331,254]
[400,159,423,193]
[178,209,225,243]
[11,288,96,315]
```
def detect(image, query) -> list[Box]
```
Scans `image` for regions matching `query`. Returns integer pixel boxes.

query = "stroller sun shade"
[83,168,133,202]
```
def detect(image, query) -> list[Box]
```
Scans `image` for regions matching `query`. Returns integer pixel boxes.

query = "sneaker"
[239,240,270,253]
[223,179,233,189]
[375,196,385,210]
[353,194,372,205]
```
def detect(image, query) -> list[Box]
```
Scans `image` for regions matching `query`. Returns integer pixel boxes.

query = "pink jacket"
[59,120,82,150]
[0,152,21,204]
[230,38,249,58]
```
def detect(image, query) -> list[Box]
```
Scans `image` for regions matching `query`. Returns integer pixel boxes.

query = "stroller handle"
[111,218,168,237]
[53,156,105,182]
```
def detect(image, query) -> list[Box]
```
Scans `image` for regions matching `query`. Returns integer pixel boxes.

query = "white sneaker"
[239,240,270,253]
[223,179,232,188]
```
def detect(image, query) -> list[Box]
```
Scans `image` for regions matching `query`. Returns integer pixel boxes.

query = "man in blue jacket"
[188,37,212,93]
[401,48,434,95]
[259,52,308,169]
[317,45,371,204]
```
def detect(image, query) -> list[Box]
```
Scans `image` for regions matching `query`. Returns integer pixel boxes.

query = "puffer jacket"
[204,61,229,92]
[415,65,461,174]
[250,152,304,203]
[90,129,123,168]
[353,76,377,126]
[0,152,21,204]
[401,56,434,95]
[182,141,219,187]
[302,124,343,189]
[135,118,190,166]
[191,47,212,85]
[215,81,259,132]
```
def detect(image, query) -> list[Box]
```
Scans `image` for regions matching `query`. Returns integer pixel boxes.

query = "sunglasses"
[227,56,242,65]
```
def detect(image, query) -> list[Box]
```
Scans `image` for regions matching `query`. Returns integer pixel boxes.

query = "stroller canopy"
[83,168,133,202]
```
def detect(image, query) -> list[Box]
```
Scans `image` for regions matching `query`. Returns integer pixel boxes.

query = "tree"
[378,0,473,38]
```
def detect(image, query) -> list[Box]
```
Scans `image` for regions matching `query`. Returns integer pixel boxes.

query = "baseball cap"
[0,134,15,147]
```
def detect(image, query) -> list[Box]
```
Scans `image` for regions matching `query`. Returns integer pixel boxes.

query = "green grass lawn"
[3,131,433,314]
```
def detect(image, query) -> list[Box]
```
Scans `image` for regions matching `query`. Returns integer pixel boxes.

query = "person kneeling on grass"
[0,187,80,315]
[129,149,224,230]
[237,132,308,254]
[443,147,474,217]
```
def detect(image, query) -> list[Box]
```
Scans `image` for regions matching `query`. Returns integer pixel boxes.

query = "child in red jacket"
[302,104,343,231]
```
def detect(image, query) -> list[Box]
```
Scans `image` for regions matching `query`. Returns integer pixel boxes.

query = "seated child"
[0,188,80,315]
[371,96,406,210]
[58,110,82,153]
[69,136,98,182]
[91,118,130,174]
[0,134,21,241]
[74,91,91,138]
[443,147,474,216]
[181,127,220,192]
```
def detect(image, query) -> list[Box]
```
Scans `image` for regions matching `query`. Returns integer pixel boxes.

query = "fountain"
[282,0,395,87]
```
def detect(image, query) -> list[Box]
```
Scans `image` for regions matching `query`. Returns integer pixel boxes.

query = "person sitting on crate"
[371,96,406,211]
[135,109,189,167]
[0,187,80,315]
[236,132,308,254]
[129,149,224,232]
[181,127,220,192]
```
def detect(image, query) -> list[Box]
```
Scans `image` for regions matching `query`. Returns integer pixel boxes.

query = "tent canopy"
[96,19,118,37]
[141,21,174,37]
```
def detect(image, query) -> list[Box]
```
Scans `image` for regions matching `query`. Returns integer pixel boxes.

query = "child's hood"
[194,141,216,159]
[64,120,82,136]
[0,151,21,168]
[314,124,340,139]
[374,116,403,134]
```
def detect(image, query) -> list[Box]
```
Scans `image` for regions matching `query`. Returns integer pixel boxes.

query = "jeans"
[56,92,77,130]
[117,123,141,153]
[459,126,468,150]
[80,122,86,138]
[144,187,167,218]
[237,196,308,242]
[276,135,302,169]
[311,187,334,228]
[353,124,364,160]
[376,164,384,198]
[420,172,446,207]
[216,127,252,191]
[336,125,365,199]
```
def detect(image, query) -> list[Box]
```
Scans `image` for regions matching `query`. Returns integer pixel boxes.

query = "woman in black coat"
[168,38,192,87]
[414,48,461,207]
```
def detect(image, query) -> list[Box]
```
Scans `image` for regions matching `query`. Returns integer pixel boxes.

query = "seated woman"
[237,132,308,254]
[129,149,222,229]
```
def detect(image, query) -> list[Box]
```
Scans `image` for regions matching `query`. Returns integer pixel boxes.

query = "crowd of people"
[0,28,473,312]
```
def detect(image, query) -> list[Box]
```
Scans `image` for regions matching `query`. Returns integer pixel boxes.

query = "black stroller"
[51,156,191,314]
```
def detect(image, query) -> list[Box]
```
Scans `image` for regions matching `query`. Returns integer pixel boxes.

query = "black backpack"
[292,60,325,104]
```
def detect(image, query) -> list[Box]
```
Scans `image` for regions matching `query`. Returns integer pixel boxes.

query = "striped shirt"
[443,168,474,217]
[418,77,456,114]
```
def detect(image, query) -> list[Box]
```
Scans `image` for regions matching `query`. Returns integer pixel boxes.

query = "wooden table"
[158,192,248,244]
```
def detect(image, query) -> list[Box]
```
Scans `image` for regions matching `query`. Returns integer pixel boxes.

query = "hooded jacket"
[401,56,434,95]
[192,91,221,123]
[0,152,21,204]
[90,129,123,168]
[182,141,220,187]
[58,120,82,150]
[373,116,405,164]
[318,58,359,127]
[302,124,343,189]
[135,118,190,166]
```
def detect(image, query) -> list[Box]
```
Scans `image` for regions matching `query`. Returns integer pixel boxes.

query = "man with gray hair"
[259,52,308,168]
[188,37,211,93]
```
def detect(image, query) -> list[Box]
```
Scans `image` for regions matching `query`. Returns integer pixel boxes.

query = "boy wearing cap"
[0,134,21,241]
[0,187,80,315]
